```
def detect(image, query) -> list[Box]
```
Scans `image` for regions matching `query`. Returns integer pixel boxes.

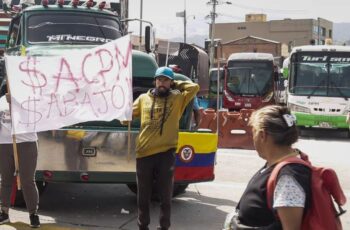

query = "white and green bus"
[286,45,350,129]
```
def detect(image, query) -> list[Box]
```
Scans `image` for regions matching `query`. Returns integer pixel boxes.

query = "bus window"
[209,68,223,94]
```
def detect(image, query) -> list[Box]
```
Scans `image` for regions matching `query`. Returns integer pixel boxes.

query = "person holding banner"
[127,66,199,230]
[0,93,40,228]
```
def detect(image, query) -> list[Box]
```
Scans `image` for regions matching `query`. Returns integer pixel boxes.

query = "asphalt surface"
[2,129,350,229]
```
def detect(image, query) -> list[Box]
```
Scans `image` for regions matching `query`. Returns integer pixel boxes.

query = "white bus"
[286,45,350,129]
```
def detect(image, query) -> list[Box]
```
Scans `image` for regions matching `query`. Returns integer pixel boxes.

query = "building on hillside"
[216,36,289,62]
[213,14,333,48]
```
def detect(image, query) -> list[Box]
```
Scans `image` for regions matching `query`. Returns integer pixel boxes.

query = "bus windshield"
[27,13,122,44]
[226,61,273,96]
[290,52,350,98]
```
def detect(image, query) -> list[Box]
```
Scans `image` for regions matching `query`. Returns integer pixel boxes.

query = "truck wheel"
[126,183,161,201]
[13,181,48,207]
[126,183,137,194]
[36,181,48,195]
[13,189,25,207]
[126,183,189,198]
[172,184,188,197]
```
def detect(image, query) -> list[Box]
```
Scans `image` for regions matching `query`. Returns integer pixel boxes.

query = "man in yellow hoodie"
[131,66,199,230]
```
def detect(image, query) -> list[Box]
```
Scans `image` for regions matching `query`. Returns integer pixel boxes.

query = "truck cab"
[0,1,218,202]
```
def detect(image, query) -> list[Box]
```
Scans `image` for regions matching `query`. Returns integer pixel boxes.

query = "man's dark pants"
[136,148,176,230]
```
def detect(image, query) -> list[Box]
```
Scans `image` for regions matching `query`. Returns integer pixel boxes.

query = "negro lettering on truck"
[5,35,133,134]
[47,34,112,43]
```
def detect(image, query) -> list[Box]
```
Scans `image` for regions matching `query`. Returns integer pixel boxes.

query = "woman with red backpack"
[227,105,311,229]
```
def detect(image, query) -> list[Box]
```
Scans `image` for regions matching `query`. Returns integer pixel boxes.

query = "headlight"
[223,211,236,230]
[262,91,273,102]
[224,90,234,102]
[288,103,311,113]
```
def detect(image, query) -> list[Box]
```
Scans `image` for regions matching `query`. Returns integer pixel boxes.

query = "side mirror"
[284,79,288,88]
[282,68,289,78]
[274,71,279,82]
[145,26,155,53]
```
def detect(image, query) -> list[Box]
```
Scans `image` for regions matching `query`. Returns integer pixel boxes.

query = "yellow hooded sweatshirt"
[132,80,199,158]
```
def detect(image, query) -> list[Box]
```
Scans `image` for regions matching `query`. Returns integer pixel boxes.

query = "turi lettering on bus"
[5,35,133,134]
[301,55,350,63]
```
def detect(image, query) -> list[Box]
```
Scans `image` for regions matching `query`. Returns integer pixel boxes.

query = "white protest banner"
[5,35,133,134]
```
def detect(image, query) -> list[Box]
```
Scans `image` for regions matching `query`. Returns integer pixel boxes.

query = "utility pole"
[139,0,143,50]
[120,0,128,21]
[183,0,187,43]
[317,17,320,45]
[209,0,217,69]
[119,0,129,34]
[176,0,189,44]
[207,0,231,69]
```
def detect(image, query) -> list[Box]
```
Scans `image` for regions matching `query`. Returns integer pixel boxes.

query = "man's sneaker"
[29,213,40,228]
[0,211,9,224]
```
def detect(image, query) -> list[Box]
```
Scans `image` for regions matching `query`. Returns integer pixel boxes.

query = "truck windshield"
[226,61,273,96]
[290,52,350,99]
[27,13,122,44]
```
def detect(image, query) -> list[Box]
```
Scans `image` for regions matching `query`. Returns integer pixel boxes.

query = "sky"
[127,0,350,41]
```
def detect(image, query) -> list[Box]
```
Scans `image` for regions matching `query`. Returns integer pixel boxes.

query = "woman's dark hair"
[248,105,298,146]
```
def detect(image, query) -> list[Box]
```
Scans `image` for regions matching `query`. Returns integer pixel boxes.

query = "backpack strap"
[266,155,311,211]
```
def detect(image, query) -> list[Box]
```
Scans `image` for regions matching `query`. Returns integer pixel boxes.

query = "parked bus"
[286,45,350,129]
[223,52,279,111]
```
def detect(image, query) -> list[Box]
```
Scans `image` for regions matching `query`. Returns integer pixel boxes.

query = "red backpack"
[267,151,347,230]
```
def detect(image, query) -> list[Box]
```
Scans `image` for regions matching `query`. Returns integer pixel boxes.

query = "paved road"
[3,129,350,229]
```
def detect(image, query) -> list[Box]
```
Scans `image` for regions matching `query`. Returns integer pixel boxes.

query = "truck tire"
[126,183,189,198]
[13,181,47,207]
[126,183,137,194]
[172,184,188,196]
